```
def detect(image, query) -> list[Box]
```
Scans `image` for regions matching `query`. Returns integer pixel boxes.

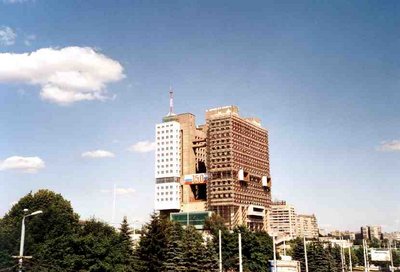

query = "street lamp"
[18,209,43,272]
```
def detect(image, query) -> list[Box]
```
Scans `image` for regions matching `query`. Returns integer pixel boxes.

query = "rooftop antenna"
[168,86,175,116]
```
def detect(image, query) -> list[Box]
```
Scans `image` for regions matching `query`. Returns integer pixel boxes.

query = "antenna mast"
[169,87,174,116]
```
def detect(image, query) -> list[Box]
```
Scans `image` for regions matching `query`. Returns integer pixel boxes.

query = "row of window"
[157,158,179,163]
[156,164,179,169]
[209,120,231,126]
[156,135,179,140]
[156,191,177,196]
[156,185,179,190]
[156,129,179,134]
[156,152,179,157]
[157,140,179,145]
[156,146,180,151]
[156,197,179,202]
[156,170,180,175]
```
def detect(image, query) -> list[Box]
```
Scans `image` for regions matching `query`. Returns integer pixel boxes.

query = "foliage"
[205,215,274,272]
[0,190,137,272]
[291,238,343,272]
[137,213,219,272]
[136,213,170,272]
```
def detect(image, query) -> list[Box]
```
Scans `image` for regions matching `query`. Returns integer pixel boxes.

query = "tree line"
[1,190,399,271]
[0,190,273,271]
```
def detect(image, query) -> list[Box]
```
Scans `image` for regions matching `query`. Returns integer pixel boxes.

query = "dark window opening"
[191,184,207,200]
[196,161,207,173]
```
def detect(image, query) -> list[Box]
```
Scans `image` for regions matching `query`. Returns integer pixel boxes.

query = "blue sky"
[0,0,399,232]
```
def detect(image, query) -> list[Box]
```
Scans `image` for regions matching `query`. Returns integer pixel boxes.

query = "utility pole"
[219,230,222,272]
[348,243,353,272]
[363,239,367,272]
[363,239,369,272]
[238,232,243,272]
[304,236,309,272]
[340,237,345,272]
[273,235,277,272]
[389,241,394,272]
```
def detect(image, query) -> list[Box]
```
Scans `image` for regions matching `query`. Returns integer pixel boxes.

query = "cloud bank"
[82,150,115,159]
[378,140,400,152]
[0,156,45,173]
[128,141,156,153]
[0,46,124,105]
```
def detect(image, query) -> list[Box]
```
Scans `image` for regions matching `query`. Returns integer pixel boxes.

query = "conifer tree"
[200,238,219,272]
[136,213,169,272]
[118,216,137,272]
[181,226,205,272]
[163,221,186,272]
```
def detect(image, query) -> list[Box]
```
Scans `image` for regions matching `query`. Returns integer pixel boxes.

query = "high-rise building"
[154,98,272,230]
[206,106,271,230]
[361,226,369,240]
[297,214,319,239]
[368,226,382,240]
[359,226,383,240]
[269,201,297,239]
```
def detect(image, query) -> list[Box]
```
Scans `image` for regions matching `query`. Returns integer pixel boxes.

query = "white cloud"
[0,46,124,105]
[128,141,156,153]
[82,150,115,159]
[24,34,36,46]
[0,26,16,46]
[377,140,400,152]
[101,187,136,195]
[0,156,45,173]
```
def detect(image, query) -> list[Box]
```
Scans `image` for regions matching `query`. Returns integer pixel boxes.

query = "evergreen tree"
[308,242,338,272]
[290,238,306,271]
[120,216,133,245]
[200,238,219,272]
[163,221,185,272]
[136,213,169,272]
[118,216,137,272]
[181,225,206,272]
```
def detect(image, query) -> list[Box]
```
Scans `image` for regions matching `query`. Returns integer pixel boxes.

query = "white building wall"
[154,121,181,211]
[154,182,181,210]
[155,121,181,178]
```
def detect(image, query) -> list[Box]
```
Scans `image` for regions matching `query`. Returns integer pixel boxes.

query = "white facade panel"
[155,121,181,179]
[154,182,181,210]
[154,121,181,211]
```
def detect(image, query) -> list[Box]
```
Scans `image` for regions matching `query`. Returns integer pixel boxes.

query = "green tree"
[136,213,169,272]
[0,190,139,272]
[205,215,274,272]
[181,226,207,272]
[118,216,137,272]
[291,239,339,272]
[163,221,185,272]
[0,190,80,271]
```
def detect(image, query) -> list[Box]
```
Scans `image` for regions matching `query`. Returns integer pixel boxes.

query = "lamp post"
[304,236,309,272]
[238,232,243,272]
[219,229,222,272]
[18,209,43,272]
[271,234,277,272]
